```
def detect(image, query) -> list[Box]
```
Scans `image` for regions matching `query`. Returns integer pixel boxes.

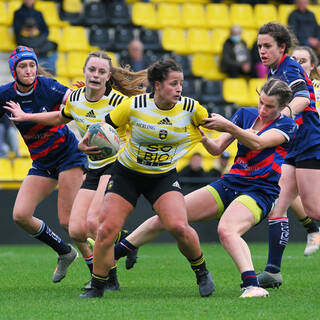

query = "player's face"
[84,57,111,91]
[15,59,37,86]
[257,34,286,69]
[258,91,281,122]
[292,49,313,76]
[155,71,183,109]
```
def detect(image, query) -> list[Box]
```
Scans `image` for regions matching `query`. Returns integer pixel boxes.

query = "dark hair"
[260,78,293,114]
[258,22,292,53]
[147,58,183,92]
[84,51,147,97]
[292,46,320,80]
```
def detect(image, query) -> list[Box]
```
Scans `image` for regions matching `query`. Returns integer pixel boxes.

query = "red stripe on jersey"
[295,117,303,125]
[276,145,286,158]
[28,125,64,150]
[31,135,66,160]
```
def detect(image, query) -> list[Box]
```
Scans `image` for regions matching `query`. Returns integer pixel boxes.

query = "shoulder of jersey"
[68,87,85,102]
[131,94,197,112]
[181,96,197,112]
[109,89,126,107]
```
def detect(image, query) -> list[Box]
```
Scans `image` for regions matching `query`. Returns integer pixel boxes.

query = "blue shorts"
[28,146,87,180]
[206,180,276,223]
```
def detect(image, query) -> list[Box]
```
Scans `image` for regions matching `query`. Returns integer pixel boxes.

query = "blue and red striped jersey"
[221,107,297,198]
[268,54,320,160]
[0,76,74,164]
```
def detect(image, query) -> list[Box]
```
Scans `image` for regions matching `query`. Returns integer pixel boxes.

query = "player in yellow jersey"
[5,51,147,290]
[79,58,215,299]
[289,46,320,256]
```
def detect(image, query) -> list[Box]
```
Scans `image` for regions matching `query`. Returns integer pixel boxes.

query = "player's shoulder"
[0,81,14,97]
[68,87,85,103]
[179,95,198,112]
[37,76,69,94]
[108,89,127,107]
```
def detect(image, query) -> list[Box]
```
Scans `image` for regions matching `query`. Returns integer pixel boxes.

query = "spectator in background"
[119,40,148,72]
[220,25,252,78]
[208,151,230,178]
[179,152,206,179]
[288,0,320,56]
[0,115,20,158]
[13,0,58,75]
[251,41,268,79]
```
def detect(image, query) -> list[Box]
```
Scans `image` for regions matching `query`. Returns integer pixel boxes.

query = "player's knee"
[166,220,189,239]
[149,215,165,231]
[13,209,28,226]
[69,223,87,242]
[97,222,118,245]
[87,213,99,238]
[217,224,232,244]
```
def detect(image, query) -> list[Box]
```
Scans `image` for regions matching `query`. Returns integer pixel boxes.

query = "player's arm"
[105,97,131,128]
[203,113,286,150]
[282,78,310,118]
[199,127,234,156]
[4,100,69,125]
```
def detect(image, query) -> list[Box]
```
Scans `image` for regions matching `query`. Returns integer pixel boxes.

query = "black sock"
[189,253,207,273]
[91,273,107,290]
[300,217,319,233]
[114,239,137,260]
[83,254,93,274]
[33,221,70,255]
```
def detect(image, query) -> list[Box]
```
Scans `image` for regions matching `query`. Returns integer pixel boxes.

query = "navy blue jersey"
[0,76,79,166]
[221,107,297,199]
[268,54,320,160]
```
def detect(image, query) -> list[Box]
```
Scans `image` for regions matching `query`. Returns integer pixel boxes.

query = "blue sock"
[114,239,137,260]
[33,221,71,255]
[241,270,259,287]
[265,218,289,273]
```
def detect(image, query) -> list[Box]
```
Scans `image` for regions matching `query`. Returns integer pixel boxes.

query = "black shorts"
[284,158,320,169]
[106,161,183,207]
[81,163,115,191]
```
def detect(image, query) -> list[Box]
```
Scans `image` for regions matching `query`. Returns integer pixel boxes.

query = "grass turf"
[0,242,318,320]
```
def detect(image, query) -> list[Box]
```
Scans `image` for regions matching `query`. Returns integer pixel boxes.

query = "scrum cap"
[8,46,38,80]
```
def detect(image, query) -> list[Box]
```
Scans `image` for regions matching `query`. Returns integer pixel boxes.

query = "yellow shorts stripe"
[204,185,224,218]
[235,195,263,225]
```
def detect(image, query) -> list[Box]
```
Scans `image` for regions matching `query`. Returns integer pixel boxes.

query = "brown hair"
[260,78,293,116]
[84,51,147,97]
[292,46,320,80]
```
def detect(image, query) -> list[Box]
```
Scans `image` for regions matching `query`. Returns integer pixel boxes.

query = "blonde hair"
[84,51,147,97]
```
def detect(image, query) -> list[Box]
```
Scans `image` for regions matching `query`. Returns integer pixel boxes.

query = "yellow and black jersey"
[313,79,320,112]
[109,93,209,174]
[62,87,128,169]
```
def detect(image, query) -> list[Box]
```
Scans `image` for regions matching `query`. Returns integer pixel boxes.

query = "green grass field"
[0,242,318,320]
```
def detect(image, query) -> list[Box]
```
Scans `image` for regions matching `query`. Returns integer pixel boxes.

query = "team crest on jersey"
[159,129,168,140]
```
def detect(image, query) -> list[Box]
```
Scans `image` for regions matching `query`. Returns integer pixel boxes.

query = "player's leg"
[13,174,74,281]
[79,192,133,298]
[258,164,297,288]
[154,191,215,297]
[86,173,122,291]
[290,196,320,256]
[296,167,320,254]
[217,196,268,298]
[54,166,85,283]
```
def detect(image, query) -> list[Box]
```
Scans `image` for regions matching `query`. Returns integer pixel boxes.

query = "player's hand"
[198,127,209,144]
[72,80,85,89]
[78,131,101,156]
[3,100,30,122]
[203,113,230,132]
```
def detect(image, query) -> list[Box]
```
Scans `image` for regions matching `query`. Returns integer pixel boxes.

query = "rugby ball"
[87,122,120,160]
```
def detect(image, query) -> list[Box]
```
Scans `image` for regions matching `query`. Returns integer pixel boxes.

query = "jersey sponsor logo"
[159,129,168,140]
[135,122,156,130]
[85,109,96,118]
[157,117,172,126]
